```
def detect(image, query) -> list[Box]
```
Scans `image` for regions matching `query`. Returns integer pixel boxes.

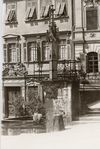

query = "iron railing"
[2,60,86,81]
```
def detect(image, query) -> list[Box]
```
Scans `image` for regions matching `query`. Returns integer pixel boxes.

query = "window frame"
[26,0,37,21]
[42,41,50,61]
[58,39,67,60]
[6,2,17,24]
[27,42,38,62]
[8,43,17,63]
[86,52,98,73]
[86,7,98,30]
[55,0,68,17]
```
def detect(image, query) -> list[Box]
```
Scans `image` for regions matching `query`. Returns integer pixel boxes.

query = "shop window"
[42,41,50,61]
[86,52,98,73]
[6,2,17,23]
[27,42,37,62]
[26,0,37,21]
[58,39,67,60]
[86,7,98,30]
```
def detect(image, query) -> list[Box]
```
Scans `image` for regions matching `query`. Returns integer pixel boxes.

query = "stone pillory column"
[46,5,59,80]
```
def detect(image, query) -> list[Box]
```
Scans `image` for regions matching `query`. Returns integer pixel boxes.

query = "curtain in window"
[59,40,67,60]
[28,42,37,62]
[42,42,50,61]
[16,43,21,62]
[3,44,7,63]
[23,42,27,62]
[7,43,20,63]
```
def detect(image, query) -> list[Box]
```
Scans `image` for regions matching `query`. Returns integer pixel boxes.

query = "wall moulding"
[83,0,100,7]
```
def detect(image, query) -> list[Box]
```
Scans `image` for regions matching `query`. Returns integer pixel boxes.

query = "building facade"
[2,0,75,119]
[3,0,99,121]
[73,0,100,111]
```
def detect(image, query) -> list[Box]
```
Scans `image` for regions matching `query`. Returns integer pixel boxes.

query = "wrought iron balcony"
[57,60,85,81]
[2,60,86,82]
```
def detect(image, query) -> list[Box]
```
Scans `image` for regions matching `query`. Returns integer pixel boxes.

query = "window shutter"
[55,3,61,15]
[86,8,98,30]
[42,42,45,61]
[3,44,7,63]
[26,7,31,19]
[59,3,66,16]
[40,6,45,18]
[80,53,86,73]
[16,43,21,62]
[29,7,34,18]
[29,7,37,19]
[9,10,15,21]
[11,10,16,21]
[67,44,71,60]
[23,43,27,62]
[37,43,41,64]
[98,53,100,72]
[7,10,12,21]
[43,5,50,18]
[6,10,10,21]
[13,10,16,21]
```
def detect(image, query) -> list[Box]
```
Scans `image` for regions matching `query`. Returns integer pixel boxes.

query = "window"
[42,42,50,61]
[55,0,67,17]
[6,2,17,23]
[87,52,98,73]
[40,0,51,18]
[26,0,37,20]
[41,5,50,18]
[8,43,17,63]
[58,40,67,60]
[27,42,37,62]
[86,7,98,30]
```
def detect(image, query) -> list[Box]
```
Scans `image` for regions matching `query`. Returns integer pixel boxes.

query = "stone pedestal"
[43,80,80,132]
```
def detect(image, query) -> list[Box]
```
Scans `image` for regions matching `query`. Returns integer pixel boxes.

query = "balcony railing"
[57,60,85,81]
[2,60,86,82]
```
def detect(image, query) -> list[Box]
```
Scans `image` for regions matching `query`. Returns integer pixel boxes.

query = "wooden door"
[7,87,21,117]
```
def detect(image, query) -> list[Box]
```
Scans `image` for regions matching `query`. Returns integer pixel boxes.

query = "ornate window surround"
[3,34,21,64]
[83,0,100,7]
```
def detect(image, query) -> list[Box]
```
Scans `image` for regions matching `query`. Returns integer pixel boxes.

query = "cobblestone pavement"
[1,111,100,149]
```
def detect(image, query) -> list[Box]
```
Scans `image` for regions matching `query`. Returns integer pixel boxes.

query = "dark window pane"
[86,8,98,30]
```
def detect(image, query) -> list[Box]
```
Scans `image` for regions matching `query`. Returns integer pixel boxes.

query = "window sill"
[85,29,100,32]
[25,16,69,23]
[24,61,50,64]
[5,21,18,25]
[3,62,19,65]
[87,72,99,75]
